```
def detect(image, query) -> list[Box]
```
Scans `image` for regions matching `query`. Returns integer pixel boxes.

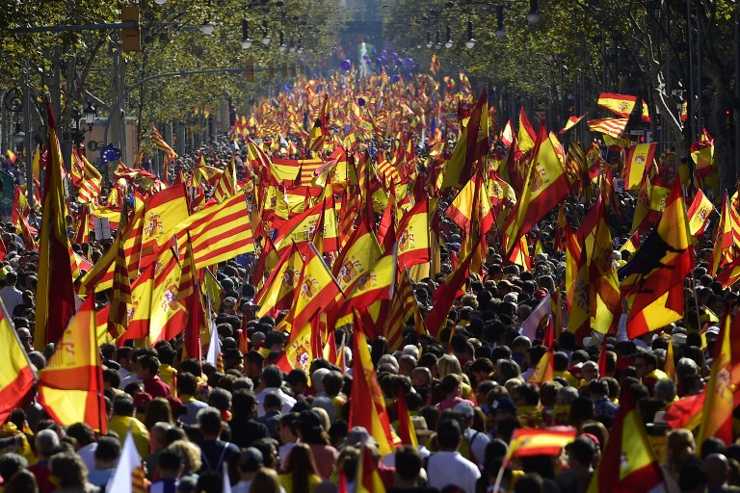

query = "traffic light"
[121,5,141,52]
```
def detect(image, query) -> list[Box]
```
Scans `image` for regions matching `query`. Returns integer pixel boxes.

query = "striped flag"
[106,432,147,493]
[597,92,637,118]
[72,147,102,204]
[587,117,628,138]
[383,269,420,350]
[177,192,255,270]
[213,158,238,202]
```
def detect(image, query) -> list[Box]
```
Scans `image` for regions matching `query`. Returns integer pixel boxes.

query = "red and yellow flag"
[688,188,715,237]
[439,92,488,190]
[35,107,76,347]
[711,194,736,276]
[255,244,304,318]
[504,130,570,256]
[587,392,664,492]
[597,92,637,118]
[507,427,577,459]
[697,312,740,446]
[620,178,693,338]
[623,143,655,190]
[0,300,36,424]
[350,316,395,455]
[396,198,430,270]
[38,297,107,433]
[395,390,418,448]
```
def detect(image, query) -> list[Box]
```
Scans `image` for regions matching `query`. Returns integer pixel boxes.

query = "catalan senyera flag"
[38,297,107,433]
[507,427,577,459]
[107,224,132,338]
[711,194,735,276]
[579,196,621,334]
[255,244,304,318]
[72,147,102,204]
[619,178,693,339]
[687,188,714,237]
[383,269,422,350]
[350,316,395,456]
[696,312,740,446]
[35,106,76,347]
[587,392,664,493]
[597,92,637,118]
[212,158,238,202]
[587,117,628,139]
[173,191,254,270]
[623,143,655,190]
[0,300,36,424]
[504,129,570,256]
[439,91,488,190]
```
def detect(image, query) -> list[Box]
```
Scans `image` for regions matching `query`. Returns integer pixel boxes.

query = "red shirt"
[143,375,171,399]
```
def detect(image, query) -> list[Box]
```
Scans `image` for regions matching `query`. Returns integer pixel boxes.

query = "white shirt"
[255,387,296,416]
[78,442,97,472]
[0,285,23,315]
[426,451,481,493]
[463,428,490,468]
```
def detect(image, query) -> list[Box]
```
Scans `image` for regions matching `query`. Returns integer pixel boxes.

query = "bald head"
[703,453,729,488]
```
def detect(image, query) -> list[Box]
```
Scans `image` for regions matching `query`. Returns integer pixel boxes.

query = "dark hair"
[208,388,232,412]
[145,397,174,429]
[514,473,544,493]
[66,423,94,447]
[49,453,87,488]
[177,372,198,395]
[95,436,121,463]
[261,365,282,388]
[395,446,422,481]
[157,448,183,473]
[263,392,282,410]
[180,358,202,377]
[4,469,37,493]
[0,453,28,481]
[284,443,319,493]
[113,395,135,416]
[138,355,161,375]
[198,407,223,436]
[102,368,121,389]
[232,389,259,418]
[437,419,462,450]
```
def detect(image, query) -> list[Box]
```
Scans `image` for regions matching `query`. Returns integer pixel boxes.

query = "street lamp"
[200,19,215,35]
[465,20,475,49]
[154,0,167,4]
[444,25,453,49]
[13,127,25,149]
[83,101,97,132]
[426,32,433,48]
[241,19,252,49]
[435,30,442,49]
[261,21,271,46]
[527,0,541,26]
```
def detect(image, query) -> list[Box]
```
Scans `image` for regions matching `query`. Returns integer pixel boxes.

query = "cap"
[452,402,475,419]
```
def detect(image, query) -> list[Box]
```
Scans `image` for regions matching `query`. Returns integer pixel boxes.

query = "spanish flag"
[333,220,382,293]
[619,178,693,338]
[558,114,585,135]
[587,391,664,493]
[504,129,570,256]
[597,92,637,118]
[395,390,418,448]
[579,196,621,334]
[290,244,341,333]
[687,188,714,237]
[690,128,715,182]
[565,228,589,338]
[255,244,304,318]
[711,194,735,275]
[528,316,555,384]
[35,106,76,347]
[396,198,430,271]
[0,300,36,424]
[38,297,107,433]
[507,427,577,459]
[425,252,474,337]
[697,312,740,446]
[337,253,395,315]
[517,106,537,155]
[439,91,488,190]
[355,445,387,493]
[350,315,395,455]
[623,143,655,190]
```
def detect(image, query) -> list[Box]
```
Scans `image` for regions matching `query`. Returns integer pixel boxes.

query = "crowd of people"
[0,65,738,493]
